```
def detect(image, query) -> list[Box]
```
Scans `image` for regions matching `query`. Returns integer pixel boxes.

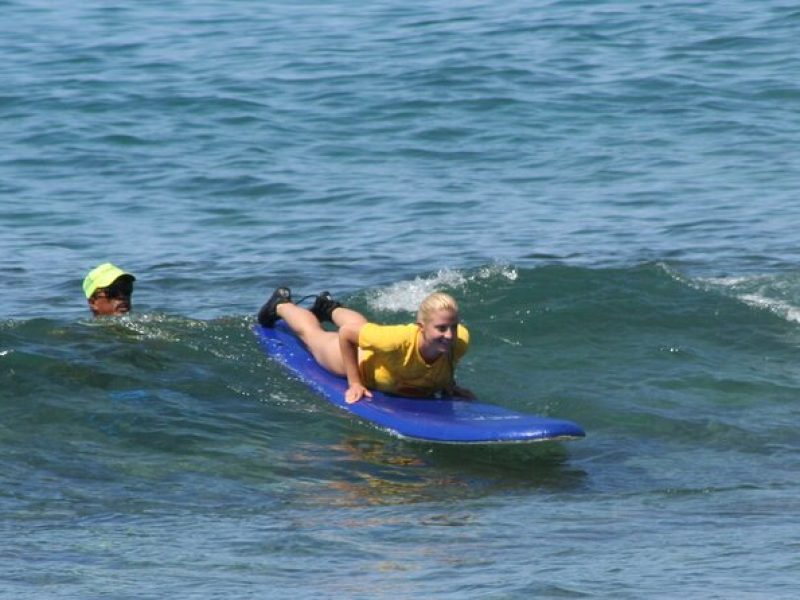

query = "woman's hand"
[345,382,373,404]
[446,384,476,400]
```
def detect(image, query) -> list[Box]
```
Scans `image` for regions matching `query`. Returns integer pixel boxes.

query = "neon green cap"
[83,263,136,298]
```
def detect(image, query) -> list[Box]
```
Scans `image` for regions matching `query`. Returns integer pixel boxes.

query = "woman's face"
[418,308,459,360]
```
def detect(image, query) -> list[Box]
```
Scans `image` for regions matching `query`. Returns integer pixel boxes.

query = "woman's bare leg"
[276,303,365,376]
[330,305,368,329]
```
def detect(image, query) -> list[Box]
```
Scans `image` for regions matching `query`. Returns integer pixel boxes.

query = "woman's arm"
[339,322,373,404]
[446,329,474,399]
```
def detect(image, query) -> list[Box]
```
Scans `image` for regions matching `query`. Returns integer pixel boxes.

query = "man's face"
[88,278,133,316]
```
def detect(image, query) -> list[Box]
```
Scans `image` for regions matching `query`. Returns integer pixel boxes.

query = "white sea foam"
[738,293,800,324]
[692,272,800,324]
[368,265,517,314]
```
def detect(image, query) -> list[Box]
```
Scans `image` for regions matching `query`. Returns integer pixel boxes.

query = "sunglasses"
[93,281,133,300]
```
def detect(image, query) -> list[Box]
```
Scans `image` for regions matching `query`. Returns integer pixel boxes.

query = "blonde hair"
[417,292,459,323]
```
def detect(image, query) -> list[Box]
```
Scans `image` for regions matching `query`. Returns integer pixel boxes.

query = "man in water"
[83,262,136,317]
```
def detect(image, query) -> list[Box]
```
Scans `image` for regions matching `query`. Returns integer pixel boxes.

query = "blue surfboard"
[254,323,585,444]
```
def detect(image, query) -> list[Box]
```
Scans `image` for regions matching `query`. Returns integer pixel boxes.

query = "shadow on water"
[296,433,588,508]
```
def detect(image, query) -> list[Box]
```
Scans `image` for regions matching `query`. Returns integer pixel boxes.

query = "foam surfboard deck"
[254,323,585,444]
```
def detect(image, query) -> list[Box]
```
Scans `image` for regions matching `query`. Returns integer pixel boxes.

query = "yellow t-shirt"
[358,323,469,397]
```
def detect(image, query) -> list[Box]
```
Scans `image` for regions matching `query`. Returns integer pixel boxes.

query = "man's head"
[83,263,136,316]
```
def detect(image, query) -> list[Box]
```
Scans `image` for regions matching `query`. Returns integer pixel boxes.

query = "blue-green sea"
[2,1,800,598]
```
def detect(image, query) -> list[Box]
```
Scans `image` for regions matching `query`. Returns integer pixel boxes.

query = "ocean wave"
[695,272,800,324]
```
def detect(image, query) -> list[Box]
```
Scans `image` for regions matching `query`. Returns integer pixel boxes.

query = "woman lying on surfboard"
[258,288,475,404]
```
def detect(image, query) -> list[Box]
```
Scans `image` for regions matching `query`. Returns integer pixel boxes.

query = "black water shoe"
[310,291,342,323]
[258,287,292,327]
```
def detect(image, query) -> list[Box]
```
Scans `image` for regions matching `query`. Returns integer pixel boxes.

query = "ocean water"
[2,0,800,597]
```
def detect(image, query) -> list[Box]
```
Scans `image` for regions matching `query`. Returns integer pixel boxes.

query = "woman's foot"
[310,291,342,323]
[258,287,292,327]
